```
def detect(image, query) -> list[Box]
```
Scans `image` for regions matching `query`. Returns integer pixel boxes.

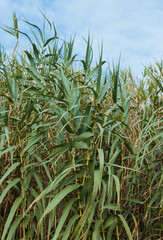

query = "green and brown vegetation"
[0,13,163,239]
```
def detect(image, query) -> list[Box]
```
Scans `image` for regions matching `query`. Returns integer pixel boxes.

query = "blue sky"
[0,0,163,77]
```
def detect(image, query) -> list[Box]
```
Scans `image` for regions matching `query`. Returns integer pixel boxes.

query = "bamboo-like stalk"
[17,123,26,239]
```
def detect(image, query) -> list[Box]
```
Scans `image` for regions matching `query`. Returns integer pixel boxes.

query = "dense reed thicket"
[0,13,163,240]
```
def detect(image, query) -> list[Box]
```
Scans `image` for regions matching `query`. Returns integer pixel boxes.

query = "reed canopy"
[0,13,162,240]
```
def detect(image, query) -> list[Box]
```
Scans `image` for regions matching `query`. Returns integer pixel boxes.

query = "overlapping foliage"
[0,13,163,239]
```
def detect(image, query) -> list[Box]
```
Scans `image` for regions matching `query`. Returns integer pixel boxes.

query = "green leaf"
[12,76,19,106]
[73,141,89,149]
[96,43,105,95]
[98,77,110,103]
[104,216,117,229]
[118,214,133,240]
[1,197,22,240]
[6,216,23,240]
[74,132,93,142]
[60,68,70,100]
[86,65,99,81]
[103,204,124,211]
[82,202,98,240]
[26,165,79,213]
[97,149,104,181]
[24,51,36,69]
[112,175,120,204]
[127,198,144,204]
[72,170,101,239]
[39,184,81,225]
[26,66,45,90]
[62,214,80,240]
[32,43,40,62]
[22,19,43,42]
[0,178,20,205]
[106,222,117,239]
[43,36,57,47]
[92,220,102,240]
[146,67,163,92]
[52,198,77,240]
[112,58,120,103]
[22,132,43,155]
[0,162,20,185]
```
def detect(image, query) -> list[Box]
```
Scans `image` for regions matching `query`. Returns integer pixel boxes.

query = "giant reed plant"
[0,13,162,240]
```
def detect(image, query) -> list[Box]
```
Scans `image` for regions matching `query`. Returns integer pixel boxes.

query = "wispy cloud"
[0,0,163,76]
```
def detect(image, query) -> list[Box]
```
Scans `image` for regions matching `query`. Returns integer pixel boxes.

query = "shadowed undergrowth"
[0,13,163,240]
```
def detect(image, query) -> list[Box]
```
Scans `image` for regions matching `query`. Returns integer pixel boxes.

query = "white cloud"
[0,0,163,76]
